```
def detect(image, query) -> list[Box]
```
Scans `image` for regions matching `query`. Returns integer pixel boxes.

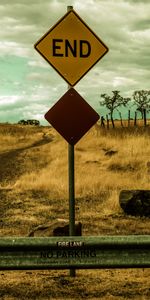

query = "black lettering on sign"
[40,249,96,259]
[52,39,91,58]
[65,40,77,57]
[40,251,54,258]
[80,40,91,57]
[52,39,63,56]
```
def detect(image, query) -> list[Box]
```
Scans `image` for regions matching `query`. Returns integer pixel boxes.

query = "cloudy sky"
[0,0,150,124]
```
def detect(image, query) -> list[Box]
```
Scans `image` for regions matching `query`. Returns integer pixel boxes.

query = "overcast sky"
[0,0,150,124]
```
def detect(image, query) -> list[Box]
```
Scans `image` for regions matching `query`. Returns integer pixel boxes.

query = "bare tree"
[99,90,130,128]
[133,90,150,119]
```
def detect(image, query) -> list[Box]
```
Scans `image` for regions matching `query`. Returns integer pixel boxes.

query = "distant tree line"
[18,119,40,126]
[99,90,150,128]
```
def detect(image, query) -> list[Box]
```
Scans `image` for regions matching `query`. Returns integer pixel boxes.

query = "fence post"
[119,111,123,127]
[134,111,137,126]
[128,110,130,127]
[106,114,109,129]
[144,109,146,127]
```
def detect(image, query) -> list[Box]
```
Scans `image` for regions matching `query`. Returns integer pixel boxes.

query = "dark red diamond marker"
[44,88,99,145]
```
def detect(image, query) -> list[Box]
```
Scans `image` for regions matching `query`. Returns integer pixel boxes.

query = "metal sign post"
[68,143,75,276]
[67,5,75,278]
[68,143,75,238]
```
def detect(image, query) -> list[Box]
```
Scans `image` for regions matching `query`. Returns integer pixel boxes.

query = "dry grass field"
[0,122,150,299]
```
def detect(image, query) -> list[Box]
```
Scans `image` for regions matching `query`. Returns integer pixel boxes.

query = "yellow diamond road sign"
[34,9,109,86]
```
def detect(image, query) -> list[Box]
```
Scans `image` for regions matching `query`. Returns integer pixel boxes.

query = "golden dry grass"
[10,124,150,209]
[0,122,150,299]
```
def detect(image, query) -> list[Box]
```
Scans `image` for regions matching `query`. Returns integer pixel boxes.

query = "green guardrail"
[0,236,150,270]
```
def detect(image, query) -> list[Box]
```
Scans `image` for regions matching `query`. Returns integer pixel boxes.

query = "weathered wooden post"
[134,111,137,126]
[144,108,147,127]
[119,111,123,127]
[106,114,109,129]
[128,110,130,127]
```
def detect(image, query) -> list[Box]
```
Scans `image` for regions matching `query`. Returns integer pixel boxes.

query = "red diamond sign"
[44,88,99,145]
[34,9,108,86]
